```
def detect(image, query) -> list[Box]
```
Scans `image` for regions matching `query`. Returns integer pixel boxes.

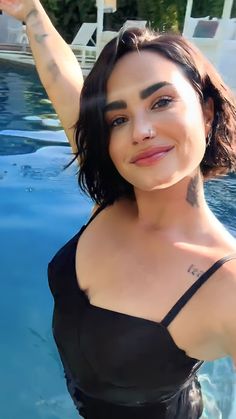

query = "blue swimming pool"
[0,60,235,419]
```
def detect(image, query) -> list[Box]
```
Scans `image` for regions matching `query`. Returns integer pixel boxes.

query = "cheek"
[108,135,116,160]
[108,142,122,174]
[184,96,206,132]
[177,101,206,145]
[108,133,125,168]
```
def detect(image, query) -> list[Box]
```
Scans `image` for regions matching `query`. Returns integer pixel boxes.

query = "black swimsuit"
[48,208,236,419]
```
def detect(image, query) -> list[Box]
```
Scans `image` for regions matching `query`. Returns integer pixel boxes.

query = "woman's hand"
[0,0,40,22]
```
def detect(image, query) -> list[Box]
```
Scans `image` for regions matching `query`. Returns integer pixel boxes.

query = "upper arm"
[46,63,84,154]
[220,262,236,366]
[224,319,236,367]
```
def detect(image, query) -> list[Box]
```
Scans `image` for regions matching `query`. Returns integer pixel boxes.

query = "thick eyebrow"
[104,100,127,113]
[140,81,172,99]
[104,81,172,113]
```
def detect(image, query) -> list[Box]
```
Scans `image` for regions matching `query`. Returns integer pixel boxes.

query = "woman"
[1,1,236,418]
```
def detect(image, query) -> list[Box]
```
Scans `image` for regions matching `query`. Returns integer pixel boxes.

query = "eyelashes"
[152,96,173,109]
[110,116,128,128]
[107,96,173,129]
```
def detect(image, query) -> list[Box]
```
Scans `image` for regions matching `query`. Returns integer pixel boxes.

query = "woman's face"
[105,50,213,192]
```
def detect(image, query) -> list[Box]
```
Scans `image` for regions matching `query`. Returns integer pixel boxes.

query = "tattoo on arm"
[26,8,48,44]
[186,174,200,208]
[187,264,204,279]
[34,33,48,44]
[26,9,39,22]
[47,61,60,81]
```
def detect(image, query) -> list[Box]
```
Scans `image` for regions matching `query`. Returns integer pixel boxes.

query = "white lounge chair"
[123,20,147,29]
[71,22,97,47]
[224,18,236,40]
[182,0,236,91]
[0,13,28,45]
[182,16,210,39]
[71,22,97,66]
[192,19,220,39]
[97,30,118,55]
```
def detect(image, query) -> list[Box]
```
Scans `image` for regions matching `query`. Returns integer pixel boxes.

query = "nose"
[131,117,155,145]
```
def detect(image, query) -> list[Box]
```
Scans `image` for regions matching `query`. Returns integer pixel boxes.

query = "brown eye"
[110,116,127,128]
[152,97,172,109]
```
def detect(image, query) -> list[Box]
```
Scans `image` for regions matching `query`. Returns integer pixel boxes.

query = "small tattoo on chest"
[187,264,204,279]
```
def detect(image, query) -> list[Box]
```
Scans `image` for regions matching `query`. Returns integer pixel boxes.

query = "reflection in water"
[0,133,67,155]
[199,359,235,418]
[1,146,84,419]
[0,61,62,133]
[0,71,9,112]
[205,175,236,234]
[20,163,62,180]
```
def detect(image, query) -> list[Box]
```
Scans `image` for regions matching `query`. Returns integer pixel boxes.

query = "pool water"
[0,61,235,419]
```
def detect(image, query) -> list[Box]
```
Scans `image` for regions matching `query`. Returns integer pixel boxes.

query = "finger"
[0,0,15,12]
[0,0,13,8]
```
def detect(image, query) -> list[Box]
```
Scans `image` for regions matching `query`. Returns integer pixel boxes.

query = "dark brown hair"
[74,27,236,205]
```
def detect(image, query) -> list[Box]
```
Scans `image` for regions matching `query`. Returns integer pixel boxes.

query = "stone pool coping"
[0,43,92,76]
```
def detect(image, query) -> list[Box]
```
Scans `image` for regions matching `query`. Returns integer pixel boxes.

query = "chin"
[134,173,179,192]
[134,180,174,193]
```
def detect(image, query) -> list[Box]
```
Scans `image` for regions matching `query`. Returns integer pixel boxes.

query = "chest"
[75,228,226,362]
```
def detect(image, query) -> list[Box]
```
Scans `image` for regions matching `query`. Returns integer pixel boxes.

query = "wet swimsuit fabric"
[48,208,236,418]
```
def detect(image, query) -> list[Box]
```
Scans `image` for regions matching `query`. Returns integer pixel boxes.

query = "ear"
[202,98,214,137]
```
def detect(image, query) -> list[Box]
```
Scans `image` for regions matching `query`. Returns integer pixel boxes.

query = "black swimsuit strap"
[161,253,236,327]
[85,205,106,227]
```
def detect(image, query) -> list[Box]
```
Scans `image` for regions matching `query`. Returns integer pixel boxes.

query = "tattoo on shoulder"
[186,175,200,208]
[187,264,204,279]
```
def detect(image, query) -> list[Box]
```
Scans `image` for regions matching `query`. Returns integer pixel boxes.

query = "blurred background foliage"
[41,0,236,42]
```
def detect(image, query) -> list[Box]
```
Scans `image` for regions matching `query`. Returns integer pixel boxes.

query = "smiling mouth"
[131,146,174,166]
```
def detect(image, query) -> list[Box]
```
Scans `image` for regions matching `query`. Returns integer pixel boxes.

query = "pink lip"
[130,146,174,165]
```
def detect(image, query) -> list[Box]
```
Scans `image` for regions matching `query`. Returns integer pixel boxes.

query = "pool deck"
[0,44,93,76]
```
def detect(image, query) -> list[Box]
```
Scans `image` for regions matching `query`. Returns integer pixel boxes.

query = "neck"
[133,171,213,239]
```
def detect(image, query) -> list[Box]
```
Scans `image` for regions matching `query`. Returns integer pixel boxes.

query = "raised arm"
[0,0,83,153]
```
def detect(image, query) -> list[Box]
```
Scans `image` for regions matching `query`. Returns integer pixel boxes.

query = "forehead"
[106,50,192,101]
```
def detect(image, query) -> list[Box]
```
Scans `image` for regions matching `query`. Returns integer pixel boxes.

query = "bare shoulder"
[211,226,236,319]
[219,243,236,285]
[75,200,132,290]
[87,200,133,234]
[214,252,236,364]
[209,220,236,278]
[77,200,131,252]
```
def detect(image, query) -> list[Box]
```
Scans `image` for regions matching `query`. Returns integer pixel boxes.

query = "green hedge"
[41,0,236,42]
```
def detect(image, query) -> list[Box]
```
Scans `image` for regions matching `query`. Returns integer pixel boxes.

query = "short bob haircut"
[74,27,236,206]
